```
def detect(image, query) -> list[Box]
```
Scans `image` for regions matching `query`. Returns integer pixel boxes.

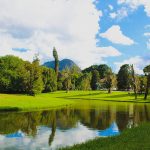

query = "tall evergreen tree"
[91,70,100,90]
[28,57,43,95]
[143,65,150,100]
[42,67,57,92]
[130,64,137,99]
[104,68,117,93]
[53,47,59,79]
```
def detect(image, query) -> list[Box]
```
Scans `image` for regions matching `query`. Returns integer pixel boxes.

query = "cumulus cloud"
[109,12,117,19]
[109,7,128,20]
[118,0,150,17]
[0,0,121,69]
[114,56,150,74]
[147,39,150,49]
[97,46,122,57]
[108,5,114,11]
[144,31,150,50]
[144,32,150,37]
[145,25,150,29]
[99,25,134,45]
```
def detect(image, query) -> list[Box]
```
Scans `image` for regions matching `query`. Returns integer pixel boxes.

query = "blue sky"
[95,0,150,73]
[0,0,150,73]
[98,1,149,56]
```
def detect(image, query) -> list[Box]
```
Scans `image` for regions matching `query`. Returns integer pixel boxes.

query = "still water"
[0,102,150,150]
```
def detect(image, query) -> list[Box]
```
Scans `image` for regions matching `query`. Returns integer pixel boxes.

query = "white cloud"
[114,56,150,74]
[99,25,134,45]
[145,25,150,29]
[0,0,121,69]
[109,7,128,20]
[144,32,150,37]
[118,0,150,17]
[110,12,117,19]
[97,46,122,57]
[147,39,150,49]
[108,5,114,11]
[144,32,150,50]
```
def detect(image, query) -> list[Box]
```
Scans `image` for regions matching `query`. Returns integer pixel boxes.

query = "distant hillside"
[43,59,80,71]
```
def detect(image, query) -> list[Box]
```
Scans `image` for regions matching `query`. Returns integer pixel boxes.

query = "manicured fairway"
[0,92,75,111]
[0,91,149,111]
[60,123,150,150]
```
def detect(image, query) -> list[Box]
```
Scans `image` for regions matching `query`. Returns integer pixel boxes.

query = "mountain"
[43,59,80,71]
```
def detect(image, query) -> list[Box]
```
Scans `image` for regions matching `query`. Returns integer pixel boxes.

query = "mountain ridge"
[43,59,80,71]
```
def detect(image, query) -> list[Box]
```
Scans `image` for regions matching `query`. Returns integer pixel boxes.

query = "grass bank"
[0,91,149,111]
[60,123,150,150]
[0,92,75,111]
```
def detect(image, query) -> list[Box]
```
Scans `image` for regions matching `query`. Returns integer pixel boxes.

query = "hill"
[43,59,80,71]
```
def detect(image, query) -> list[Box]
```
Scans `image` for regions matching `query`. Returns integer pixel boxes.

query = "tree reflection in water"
[49,111,56,146]
[0,103,150,148]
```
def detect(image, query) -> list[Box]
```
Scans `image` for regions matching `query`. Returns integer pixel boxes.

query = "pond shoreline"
[0,91,149,111]
[60,123,150,150]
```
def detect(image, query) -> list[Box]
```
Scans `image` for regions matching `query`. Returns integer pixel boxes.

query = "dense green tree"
[0,55,28,93]
[104,68,117,93]
[70,65,82,90]
[76,73,91,90]
[42,67,57,92]
[82,65,98,74]
[53,47,59,79]
[117,64,131,90]
[61,67,72,92]
[143,65,150,100]
[82,64,110,80]
[98,64,111,79]
[138,76,147,94]
[91,70,100,90]
[59,65,81,91]
[29,58,43,95]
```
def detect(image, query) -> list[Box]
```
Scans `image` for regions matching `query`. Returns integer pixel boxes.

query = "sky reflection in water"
[0,103,150,150]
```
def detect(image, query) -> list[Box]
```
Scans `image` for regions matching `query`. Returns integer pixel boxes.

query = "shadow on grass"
[58,97,149,103]
[106,94,131,98]
[0,107,20,112]
[56,92,102,99]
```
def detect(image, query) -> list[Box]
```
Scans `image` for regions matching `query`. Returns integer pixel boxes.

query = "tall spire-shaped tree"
[143,65,150,100]
[130,64,137,100]
[53,47,59,79]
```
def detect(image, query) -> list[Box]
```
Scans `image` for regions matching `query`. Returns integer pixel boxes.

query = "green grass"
[57,91,150,103]
[60,123,150,150]
[0,91,149,111]
[0,92,75,111]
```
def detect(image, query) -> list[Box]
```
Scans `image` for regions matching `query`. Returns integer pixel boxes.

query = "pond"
[0,101,150,150]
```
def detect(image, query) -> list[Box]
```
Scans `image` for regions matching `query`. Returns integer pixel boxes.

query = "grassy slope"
[60,123,150,150]
[0,92,75,111]
[0,91,149,111]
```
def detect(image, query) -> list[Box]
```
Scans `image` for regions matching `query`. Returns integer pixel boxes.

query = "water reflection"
[0,103,150,149]
[98,122,120,137]
[6,130,24,138]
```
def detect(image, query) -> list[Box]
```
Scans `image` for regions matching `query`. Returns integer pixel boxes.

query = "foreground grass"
[60,123,150,150]
[0,91,149,111]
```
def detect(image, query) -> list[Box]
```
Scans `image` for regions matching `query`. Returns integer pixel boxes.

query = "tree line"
[0,47,150,99]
